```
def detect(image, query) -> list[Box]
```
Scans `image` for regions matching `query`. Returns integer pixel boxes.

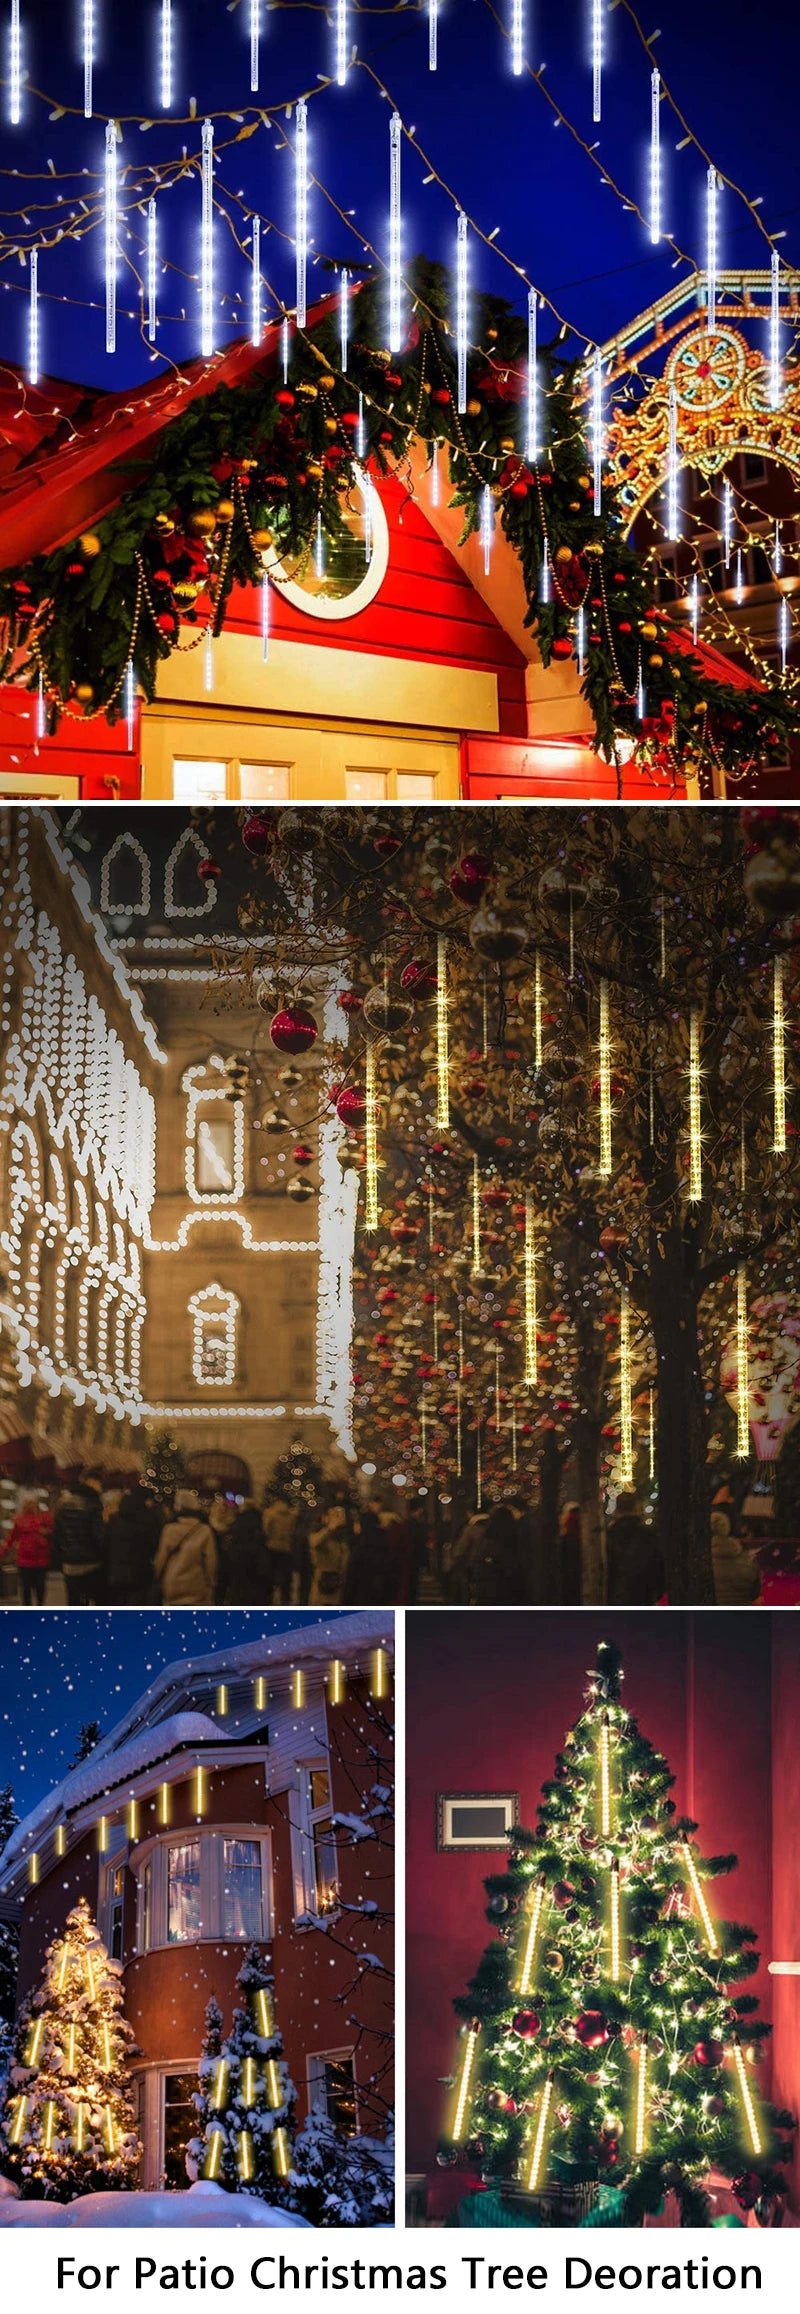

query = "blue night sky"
[0,0,796,390]
[0,1609,322,1827]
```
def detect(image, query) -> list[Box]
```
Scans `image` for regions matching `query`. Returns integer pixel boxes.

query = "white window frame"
[97,1826,129,1959]
[437,1791,519,1851]
[133,1826,273,1951]
[289,1760,339,1921]
[306,2045,360,2134]
[189,1282,239,1387]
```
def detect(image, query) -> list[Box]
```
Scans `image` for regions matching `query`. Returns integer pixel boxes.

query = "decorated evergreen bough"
[188,1944,295,2201]
[0,262,794,786]
[440,1644,793,2227]
[0,1899,140,2201]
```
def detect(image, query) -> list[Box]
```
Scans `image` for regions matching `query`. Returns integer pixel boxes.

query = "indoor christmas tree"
[188,1945,295,2203]
[0,1898,140,2201]
[441,1643,792,2227]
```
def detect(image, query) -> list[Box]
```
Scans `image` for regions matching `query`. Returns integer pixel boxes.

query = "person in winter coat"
[219,1502,270,1604]
[0,1490,53,1604]
[106,1483,164,1605]
[51,1473,106,1606]
[153,1489,217,1605]
[711,1507,762,1606]
[307,1502,350,1606]
[606,1492,665,1605]
[261,1497,296,1602]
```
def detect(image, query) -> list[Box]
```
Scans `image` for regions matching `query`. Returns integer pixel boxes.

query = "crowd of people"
[0,1468,770,1607]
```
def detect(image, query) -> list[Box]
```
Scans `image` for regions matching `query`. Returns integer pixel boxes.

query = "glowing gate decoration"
[601,271,800,533]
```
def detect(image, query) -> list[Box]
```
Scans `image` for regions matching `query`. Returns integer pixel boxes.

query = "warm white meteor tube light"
[389,111,402,353]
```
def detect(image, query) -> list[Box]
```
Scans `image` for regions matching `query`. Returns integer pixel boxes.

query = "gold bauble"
[584,540,603,558]
[323,415,338,435]
[306,461,324,480]
[319,372,336,391]
[555,545,573,566]
[75,682,95,703]
[640,620,657,640]
[297,380,318,400]
[466,397,482,417]
[251,528,273,550]
[500,436,516,454]
[648,651,664,668]
[78,532,102,559]
[190,510,216,537]
[216,497,235,522]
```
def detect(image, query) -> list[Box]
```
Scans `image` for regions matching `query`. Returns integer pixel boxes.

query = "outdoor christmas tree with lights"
[189,1944,295,2200]
[0,1898,140,2200]
[441,1643,792,2225]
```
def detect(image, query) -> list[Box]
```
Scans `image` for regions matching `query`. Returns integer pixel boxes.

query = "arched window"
[189,1284,239,1388]
[183,1057,245,1204]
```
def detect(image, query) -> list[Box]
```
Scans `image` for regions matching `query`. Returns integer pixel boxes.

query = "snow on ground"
[0,2181,312,2228]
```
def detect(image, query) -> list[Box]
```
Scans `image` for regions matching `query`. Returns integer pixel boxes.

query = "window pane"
[142,1858,152,1951]
[168,1842,201,1943]
[323,2058,358,2133]
[163,2072,198,2191]
[239,764,290,801]
[310,1769,330,1810]
[344,770,387,801]
[313,1818,338,1909]
[172,759,228,804]
[222,1838,263,1938]
[396,773,435,800]
[196,1117,236,1193]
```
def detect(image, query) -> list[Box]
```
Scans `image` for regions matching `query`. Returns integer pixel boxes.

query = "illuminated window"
[162,2073,198,2191]
[189,1284,239,1387]
[436,1792,519,1851]
[291,1762,339,1918]
[167,1841,201,1943]
[222,1838,263,1938]
[195,1120,236,1197]
[239,764,290,801]
[307,2051,359,2134]
[184,1058,245,1205]
[135,1831,271,1949]
[344,769,436,802]
[172,759,227,805]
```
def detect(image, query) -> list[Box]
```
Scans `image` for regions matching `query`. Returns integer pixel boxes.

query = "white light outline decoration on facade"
[10,0,21,124]
[189,1283,239,1388]
[524,1192,537,1388]
[164,827,220,917]
[735,1262,749,1459]
[773,954,786,1152]
[335,0,347,84]
[649,68,661,243]
[619,1286,633,1486]
[83,0,94,117]
[388,111,402,353]
[435,935,449,1129]
[456,211,468,415]
[251,216,261,344]
[706,167,718,332]
[598,978,612,1176]
[160,0,173,108]
[688,1009,703,1201]
[666,383,679,540]
[526,287,538,464]
[201,119,214,358]
[105,120,117,354]
[29,246,39,384]
[147,199,157,341]
[295,100,308,329]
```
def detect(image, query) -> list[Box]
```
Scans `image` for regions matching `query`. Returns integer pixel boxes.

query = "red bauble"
[551,637,573,660]
[242,811,274,856]
[449,853,492,906]
[336,1085,367,1124]
[575,2010,608,2050]
[375,834,402,857]
[400,958,438,999]
[553,1880,576,1908]
[338,991,364,1015]
[197,857,221,883]
[292,1144,313,1165]
[511,2009,542,2041]
[733,2173,762,2211]
[269,1005,318,1056]
[693,2038,724,2069]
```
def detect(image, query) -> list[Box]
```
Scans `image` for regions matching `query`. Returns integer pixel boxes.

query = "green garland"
[0,259,795,783]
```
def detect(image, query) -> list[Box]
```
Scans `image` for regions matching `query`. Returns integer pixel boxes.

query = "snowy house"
[0,1613,394,2193]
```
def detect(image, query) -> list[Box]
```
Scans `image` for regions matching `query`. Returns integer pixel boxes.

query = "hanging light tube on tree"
[649,69,661,243]
[295,101,308,328]
[29,246,39,384]
[735,1263,749,1459]
[200,119,214,357]
[681,1839,719,1953]
[706,167,718,333]
[471,1155,481,1277]
[251,216,261,345]
[732,2035,762,2155]
[146,199,158,341]
[634,2033,648,2157]
[666,384,679,541]
[688,1010,703,1201]
[105,120,117,354]
[456,211,468,415]
[388,112,402,353]
[619,1285,634,1486]
[773,955,786,1152]
[452,2021,480,2141]
[339,268,349,373]
[592,348,603,515]
[689,572,700,645]
[518,1875,546,1996]
[598,979,612,1176]
[364,1036,378,1229]
[609,1860,621,1981]
[524,1193,538,1388]
[525,287,539,464]
[599,1712,612,1837]
[435,935,450,1129]
[769,249,782,410]
[525,2071,554,2192]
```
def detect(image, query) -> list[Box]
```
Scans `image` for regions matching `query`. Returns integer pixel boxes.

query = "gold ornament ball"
[466,398,482,417]
[78,532,102,559]
[500,436,516,454]
[190,510,217,537]
[544,1948,565,1976]
[75,682,95,703]
[307,461,324,480]
[323,415,338,435]
[555,545,573,567]
[648,651,664,668]
[640,620,658,640]
[319,372,336,392]
[584,540,604,558]
[297,380,318,400]
[251,528,273,550]
[216,497,235,521]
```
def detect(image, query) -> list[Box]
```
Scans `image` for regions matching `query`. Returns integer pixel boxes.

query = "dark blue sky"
[0,1609,321,1825]
[1,0,797,389]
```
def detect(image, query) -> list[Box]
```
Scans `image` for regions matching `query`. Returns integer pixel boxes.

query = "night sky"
[0,1608,323,1829]
[1,0,796,390]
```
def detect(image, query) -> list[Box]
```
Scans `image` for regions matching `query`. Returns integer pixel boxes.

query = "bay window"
[134,1827,272,1950]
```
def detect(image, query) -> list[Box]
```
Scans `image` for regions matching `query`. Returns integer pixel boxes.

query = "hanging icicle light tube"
[598,980,612,1177]
[524,1192,538,1388]
[365,1035,378,1228]
[619,1286,634,1486]
[295,101,308,330]
[435,935,450,1130]
[452,2021,480,2141]
[456,211,468,416]
[688,1011,703,1202]
[388,113,402,354]
[773,955,786,1152]
[517,1874,546,1996]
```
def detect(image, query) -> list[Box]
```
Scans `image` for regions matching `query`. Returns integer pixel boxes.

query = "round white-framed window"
[268,472,389,623]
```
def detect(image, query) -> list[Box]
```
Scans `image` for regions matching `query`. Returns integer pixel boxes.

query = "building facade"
[0,1614,394,2192]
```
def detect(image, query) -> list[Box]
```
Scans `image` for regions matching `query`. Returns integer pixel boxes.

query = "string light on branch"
[598,979,612,1176]
[525,2071,554,2192]
[634,2033,648,2157]
[295,100,308,329]
[735,1262,749,1460]
[365,1035,378,1229]
[773,955,787,1152]
[104,120,117,355]
[29,246,39,384]
[619,1285,633,1486]
[526,287,539,463]
[523,1192,538,1388]
[591,0,602,121]
[681,1838,719,1953]
[456,210,468,415]
[389,111,402,352]
[666,383,679,541]
[335,0,347,85]
[251,217,262,345]
[706,166,718,332]
[591,348,603,516]
[147,200,157,341]
[511,0,524,76]
[518,1874,546,1995]
[435,935,450,1129]
[160,0,173,109]
[769,250,782,411]
[83,0,94,118]
[649,68,661,243]
[732,2035,762,2155]
[10,0,21,124]
[201,119,214,357]
[452,2021,480,2140]
[688,1010,703,1202]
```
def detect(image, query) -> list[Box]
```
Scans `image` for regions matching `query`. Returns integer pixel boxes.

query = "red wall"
[405,1610,776,2177]
[461,735,684,800]
[0,686,139,795]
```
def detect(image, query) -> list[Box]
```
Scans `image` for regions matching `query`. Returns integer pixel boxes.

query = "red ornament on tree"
[511,2009,542,2041]
[574,2010,609,2050]
[449,853,492,906]
[197,857,221,883]
[269,1005,318,1057]
[693,2038,725,2069]
[242,811,275,856]
[336,1085,367,1124]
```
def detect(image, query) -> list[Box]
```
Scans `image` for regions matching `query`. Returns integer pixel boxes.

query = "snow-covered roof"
[0,1612,392,1886]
